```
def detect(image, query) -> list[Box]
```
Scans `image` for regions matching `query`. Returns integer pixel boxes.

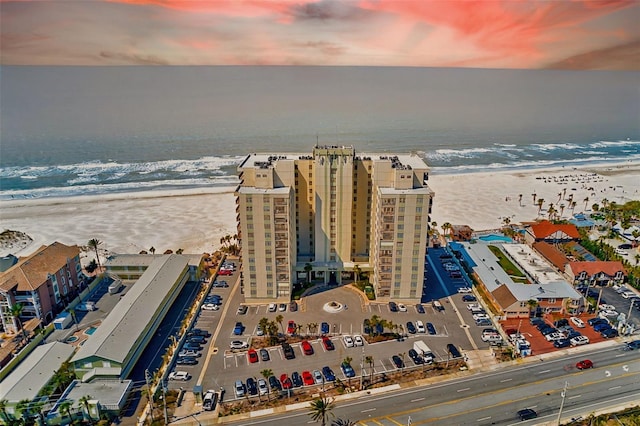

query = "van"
[76,301,96,312]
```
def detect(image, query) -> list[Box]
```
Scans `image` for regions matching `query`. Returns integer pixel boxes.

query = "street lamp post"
[556,381,568,425]
[360,345,365,390]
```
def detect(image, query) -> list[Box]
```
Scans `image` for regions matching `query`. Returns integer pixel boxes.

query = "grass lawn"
[487,245,527,279]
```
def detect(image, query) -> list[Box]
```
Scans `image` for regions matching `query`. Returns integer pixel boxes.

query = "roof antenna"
[316,133,319,147]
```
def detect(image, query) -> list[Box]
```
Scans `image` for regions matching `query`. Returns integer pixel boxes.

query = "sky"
[1,0,639,69]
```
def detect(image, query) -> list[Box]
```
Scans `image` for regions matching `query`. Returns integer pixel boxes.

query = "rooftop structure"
[524,220,580,244]
[49,379,132,422]
[71,254,190,380]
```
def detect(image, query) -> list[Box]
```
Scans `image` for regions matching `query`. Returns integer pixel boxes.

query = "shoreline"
[1,161,638,259]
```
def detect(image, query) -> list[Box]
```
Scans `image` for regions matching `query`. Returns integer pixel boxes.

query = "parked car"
[321,322,330,334]
[268,303,277,312]
[212,280,228,288]
[282,342,296,360]
[363,319,372,334]
[588,317,609,327]
[601,328,619,338]
[229,340,249,350]
[258,378,268,395]
[291,371,303,387]
[545,332,566,342]
[188,335,207,344]
[624,340,640,350]
[341,362,356,378]
[447,343,462,358]
[176,356,198,365]
[398,303,408,312]
[570,336,590,346]
[189,328,210,337]
[259,348,270,361]
[570,317,585,328]
[183,342,202,351]
[280,374,293,389]
[178,350,201,358]
[392,355,405,369]
[313,369,323,384]
[268,375,281,391]
[302,371,315,386]
[576,359,593,370]
[202,303,220,311]
[416,320,426,333]
[593,323,612,333]
[321,336,335,351]
[553,339,571,348]
[247,349,259,363]
[457,287,472,293]
[278,303,287,312]
[290,301,298,312]
[343,335,354,347]
[408,348,424,364]
[462,295,477,302]
[169,371,190,381]
[517,408,537,421]
[406,321,417,334]
[432,300,444,311]
[234,380,246,397]
[233,322,245,335]
[236,305,248,315]
[246,378,258,396]
[389,301,398,312]
[354,335,364,346]
[203,389,217,410]
[416,303,426,314]
[300,340,314,355]
[287,320,296,335]
[426,322,436,335]
[322,366,336,382]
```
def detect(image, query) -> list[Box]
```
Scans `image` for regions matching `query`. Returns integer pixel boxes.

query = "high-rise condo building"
[235,145,434,303]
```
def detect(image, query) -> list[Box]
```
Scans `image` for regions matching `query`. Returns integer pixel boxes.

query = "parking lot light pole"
[556,381,568,425]
[360,345,365,390]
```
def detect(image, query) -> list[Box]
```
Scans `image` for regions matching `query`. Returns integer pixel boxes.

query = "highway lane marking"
[411,397,425,402]
[537,369,551,374]
[615,353,626,357]
[457,387,470,392]
[361,408,377,413]
[500,378,512,382]
[477,416,491,421]
[568,395,581,399]
[609,386,621,390]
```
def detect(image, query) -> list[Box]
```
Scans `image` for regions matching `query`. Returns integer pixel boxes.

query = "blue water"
[478,234,514,243]
[84,326,97,335]
[1,66,638,200]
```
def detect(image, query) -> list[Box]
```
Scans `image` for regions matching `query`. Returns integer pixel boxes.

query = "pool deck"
[63,321,101,347]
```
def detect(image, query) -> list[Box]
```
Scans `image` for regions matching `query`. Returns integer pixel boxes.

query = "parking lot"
[165,252,501,401]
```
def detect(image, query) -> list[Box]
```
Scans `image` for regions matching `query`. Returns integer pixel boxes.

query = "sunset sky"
[1,0,638,69]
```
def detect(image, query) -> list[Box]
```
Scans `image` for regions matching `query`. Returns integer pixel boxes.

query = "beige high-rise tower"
[236,146,434,303]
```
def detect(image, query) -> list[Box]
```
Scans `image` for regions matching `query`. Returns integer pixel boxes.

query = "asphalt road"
[217,344,640,425]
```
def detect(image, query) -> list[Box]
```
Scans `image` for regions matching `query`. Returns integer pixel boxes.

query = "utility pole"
[360,345,365,390]
[145,369,154,424]
[162,381,168,425]
[556,381,568,425]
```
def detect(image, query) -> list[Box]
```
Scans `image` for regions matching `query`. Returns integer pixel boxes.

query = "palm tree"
[78,395,93,424]
[526,299,539,318]
[343,356,353,387]
[308,395,335,426]
[536,199,545,217]
[559,203,565,218]
[10,303,28,340]
[352,264,361,285]
[30,399,46,426]
[547,203,556,220]
[0,399,10,424]
[332,419,357,426]
[441,222,452,240]
[87,238,103,272]
[260,369,273,399]
[365,355,374,384]
[583,196,589,211]
[69,307,79,331]
[58,400,74,422]
[304,263,313,284]
[557,192,562,203]
[308,322,318,336]
[531,193,537,205]
[518,194,523,206]
[275,314,284,334]
[570,201,577,215]
[16,399,31,424]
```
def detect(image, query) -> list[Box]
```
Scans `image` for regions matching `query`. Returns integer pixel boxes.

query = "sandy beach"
[1,162,639,259]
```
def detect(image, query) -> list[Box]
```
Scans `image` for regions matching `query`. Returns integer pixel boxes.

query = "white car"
[599,310,618,318]
[202,303,219,311]
[313,369,323,384]
[169,371,190,381]
[258,378,268,395]
[178,350,201,358]
[353,335,364,346]
[621,291,636,299]
[398,303,407,312]
[415,320,426,333]
[473,313,490,321]
[343,335,354,348]
[615,286,628,294]
[234,380,245,397]
[570,317,585,328]
[202,390,216,411]
[457,287,472,293]
[256,325,264,336]
[545,332,565,342]
[570,335,590,346]
[229,340,249,350]
[268,303,277,312]
[467,303,482,311]
[598,304,616,311]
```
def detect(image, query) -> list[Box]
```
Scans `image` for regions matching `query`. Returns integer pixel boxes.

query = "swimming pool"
[84,326,97,336]
[66,336,78,342]
[478,234,514,243]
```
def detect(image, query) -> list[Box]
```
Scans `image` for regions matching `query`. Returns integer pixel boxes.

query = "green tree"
[365,355,374,385]
[527,299,539,318]
[10,303,28,340]
[16,399,31,425]
[441,222,452,239]
[536,198,545,217]
[304,263,313,284]
[332,419,357,426]
[58,400,74,422]
[87,238,103,271]
[308,395,335,426]
[275,314,284,334]
[78,395,93,424]
[260,369,273,399]
[0,399,10,424]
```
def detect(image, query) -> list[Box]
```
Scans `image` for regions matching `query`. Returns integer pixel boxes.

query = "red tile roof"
[530,220,580,240]
[533,242,569,270]
[568,261,626,277]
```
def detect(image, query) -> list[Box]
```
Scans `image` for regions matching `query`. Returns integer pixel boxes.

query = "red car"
[302,370,314,386]
[280,374,293,389]
[576,359,593,370]
[301,340,314,356]
[247,349,258,364]
[287,320,296,335]
[322,336,335,351]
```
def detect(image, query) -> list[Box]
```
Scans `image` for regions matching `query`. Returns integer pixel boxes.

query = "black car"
[189,328,211,337]
[363,319,372,334]
[212,280,228,287]
[530,317,545,326]
[462,295,477,302]
[406,321,416,334]
[176,356,198,365]
[282,342,295,360]
[408,348,424,364]
[588,317,608,326]
[426,322,436,335]
[260,348,270,361]
[392,355,404,369]
[447,343,462,358]
[183,342,202,351]
[268,375,281,391]
[389,301,398,312]
[554,319,569,328]
[188,335,207,344]
[290,301,298,312]
[553,339,571,348]
[416,304,426,314]
[624,340,640,350]
[601,328,618,338]
[246,377,258,395]
[517,408,537,421]
[291,371,303,388]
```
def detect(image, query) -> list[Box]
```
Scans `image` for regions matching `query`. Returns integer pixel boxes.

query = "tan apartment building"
[236,145,434,303]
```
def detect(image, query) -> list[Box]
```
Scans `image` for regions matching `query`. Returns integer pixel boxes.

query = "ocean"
[1,66,638,200]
